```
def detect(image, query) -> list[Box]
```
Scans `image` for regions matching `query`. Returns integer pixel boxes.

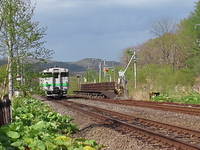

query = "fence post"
[0,96,11,127]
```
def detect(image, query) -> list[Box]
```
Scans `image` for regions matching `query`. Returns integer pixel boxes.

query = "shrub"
[0,97,102,150]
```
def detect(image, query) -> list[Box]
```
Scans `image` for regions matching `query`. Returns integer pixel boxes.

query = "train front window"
[42,73,53,78]
[61,72,69,77]
[53,73,59,78]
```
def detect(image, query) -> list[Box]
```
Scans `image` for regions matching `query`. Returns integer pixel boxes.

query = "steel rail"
[69,95,200,116]
[57,100,200,150]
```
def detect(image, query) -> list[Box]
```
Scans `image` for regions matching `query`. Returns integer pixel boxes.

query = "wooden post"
[0,96,11,127]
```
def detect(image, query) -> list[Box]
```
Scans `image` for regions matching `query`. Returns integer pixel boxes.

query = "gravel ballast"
[69,99,200,131]
[43,98,200,150]
[44,99,158,150]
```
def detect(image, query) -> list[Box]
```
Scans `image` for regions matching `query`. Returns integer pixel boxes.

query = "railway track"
[72,81,200,116]
[54,99,200,150]
[69,95,200,116]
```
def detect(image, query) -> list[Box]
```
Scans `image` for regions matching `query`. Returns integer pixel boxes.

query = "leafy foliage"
[0,98,102,150]
[0,0,54,99]
[152,92,200,104]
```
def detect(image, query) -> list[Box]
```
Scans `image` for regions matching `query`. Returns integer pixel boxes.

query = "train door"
[61,71,69,94]
[53,69,60,92]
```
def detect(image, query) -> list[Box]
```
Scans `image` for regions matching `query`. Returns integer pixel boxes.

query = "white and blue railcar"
[40,67,69,97]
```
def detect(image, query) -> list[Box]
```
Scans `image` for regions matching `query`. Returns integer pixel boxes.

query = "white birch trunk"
[8,40,13,100]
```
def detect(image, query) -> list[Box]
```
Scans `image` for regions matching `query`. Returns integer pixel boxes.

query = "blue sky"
[34,0,198,62]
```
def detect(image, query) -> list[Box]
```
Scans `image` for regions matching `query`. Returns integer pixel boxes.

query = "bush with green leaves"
[0,98,102,150]
[152,92,200,104]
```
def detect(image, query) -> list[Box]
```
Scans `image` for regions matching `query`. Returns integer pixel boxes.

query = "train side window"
[61,72,69,77]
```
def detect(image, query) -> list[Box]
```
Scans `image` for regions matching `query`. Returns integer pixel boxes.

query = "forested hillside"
[123,1,200,99]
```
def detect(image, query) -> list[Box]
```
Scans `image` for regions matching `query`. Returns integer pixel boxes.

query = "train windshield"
[53,73,59,78]
[41,73,53,78]
[61,72,69,77]
[41,72,69,78]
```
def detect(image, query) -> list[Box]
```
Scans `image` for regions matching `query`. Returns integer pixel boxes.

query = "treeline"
[124,1,200,98]
[0,0,53,99]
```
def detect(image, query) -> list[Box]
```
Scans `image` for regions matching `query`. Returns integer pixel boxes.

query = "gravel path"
[44,100,157,150]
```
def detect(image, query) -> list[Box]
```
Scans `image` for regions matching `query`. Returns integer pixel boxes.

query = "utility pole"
[103,59,106,81]
[87,64,89,82]
[118,48,137,98]
[99,62,102,82]
[109,75,112,82]
[133,50,137,89]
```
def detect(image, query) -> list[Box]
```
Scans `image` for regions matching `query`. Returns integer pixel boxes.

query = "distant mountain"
[33,61,86,72]
[73,58,121,70]
[0,58,121,73]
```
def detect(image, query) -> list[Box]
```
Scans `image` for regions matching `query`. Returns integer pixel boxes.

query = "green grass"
[68,77,79,94]
[125,64,197,98]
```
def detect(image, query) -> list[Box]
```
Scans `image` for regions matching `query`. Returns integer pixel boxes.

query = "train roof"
[42,67,69,73]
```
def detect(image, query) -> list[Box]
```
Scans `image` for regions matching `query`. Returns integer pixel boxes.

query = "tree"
[0,65,8,98]
[178,1,200,74]
[137,32,186,71]
[0,0,53,99]
[150,19,183,67]
[151,19,177,37]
